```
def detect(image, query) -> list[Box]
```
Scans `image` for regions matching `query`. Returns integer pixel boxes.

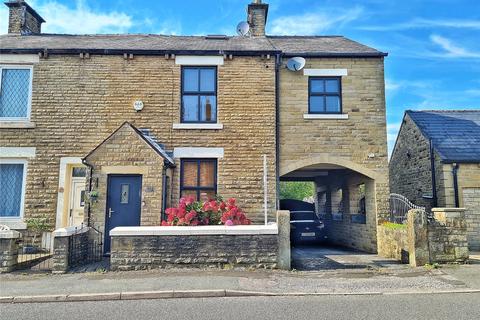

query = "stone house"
[0,0,389,254]
[390,110,480,250]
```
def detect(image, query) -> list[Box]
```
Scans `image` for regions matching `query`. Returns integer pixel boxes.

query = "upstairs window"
[181,67,217,123]
[0,66,32,120]
[308,77,342,114]
[180,159,217,201]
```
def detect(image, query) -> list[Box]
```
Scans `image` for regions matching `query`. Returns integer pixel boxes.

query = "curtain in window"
[0,69,30,118]
[0,164,24,217]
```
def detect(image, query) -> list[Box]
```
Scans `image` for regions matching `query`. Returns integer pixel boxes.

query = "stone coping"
[110,224,279,236]
[0,230,21,239]
[53,225,89,237]
[431,208,466,212]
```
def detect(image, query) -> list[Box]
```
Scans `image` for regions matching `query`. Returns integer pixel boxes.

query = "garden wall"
[110,225,279,271]
[380,208,469,267]
[377,224,408,263]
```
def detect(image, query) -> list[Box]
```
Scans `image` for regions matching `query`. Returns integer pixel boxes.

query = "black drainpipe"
[452,163,460,207]
[161,165,168,222]
[429,139,438,208]
[82,159,94,227]
[274,53,281,210]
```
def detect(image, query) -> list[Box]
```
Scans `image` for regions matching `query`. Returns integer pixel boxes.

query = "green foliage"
[26,215,52,233]
[381,222,407,230]
[279,181,314,201]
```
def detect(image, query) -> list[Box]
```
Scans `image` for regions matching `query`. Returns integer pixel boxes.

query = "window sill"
[0,219,27,230]
[0,121,35,129]
[173,123,224,130]
[303,114,348,120]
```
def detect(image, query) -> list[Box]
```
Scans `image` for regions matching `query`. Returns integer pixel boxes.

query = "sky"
[1,0,479,155]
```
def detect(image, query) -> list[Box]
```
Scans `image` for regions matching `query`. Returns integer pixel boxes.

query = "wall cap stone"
[432,208,466,212]
[110,224,279,236]
[0,230,21,239]
[53,225,89,237]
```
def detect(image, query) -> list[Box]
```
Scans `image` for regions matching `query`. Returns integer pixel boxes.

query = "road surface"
[1,292,479,320]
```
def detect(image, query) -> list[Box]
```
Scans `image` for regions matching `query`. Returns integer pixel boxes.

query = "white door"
[69,179,86,226]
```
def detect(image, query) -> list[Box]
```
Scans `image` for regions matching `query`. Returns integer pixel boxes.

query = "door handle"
[108,208,115,218]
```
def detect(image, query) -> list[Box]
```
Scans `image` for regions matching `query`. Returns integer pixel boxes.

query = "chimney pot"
[5,0,46,34]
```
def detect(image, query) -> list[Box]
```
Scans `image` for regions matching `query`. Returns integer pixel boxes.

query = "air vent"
[205,35,228,40]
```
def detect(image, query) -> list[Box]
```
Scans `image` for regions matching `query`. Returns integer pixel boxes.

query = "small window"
[0,66,32,120]
[0,162,26,218]
[181,67,217,123]
[308,77,342,114]
[180,159,217,201]
[72,167,87,177]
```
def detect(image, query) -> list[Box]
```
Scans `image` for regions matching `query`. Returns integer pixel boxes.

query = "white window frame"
[0,65,33,122]
[0,159,28,228]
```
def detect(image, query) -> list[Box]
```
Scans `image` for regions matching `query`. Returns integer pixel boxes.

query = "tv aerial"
[286,57,306,71]
[236,21,250,36]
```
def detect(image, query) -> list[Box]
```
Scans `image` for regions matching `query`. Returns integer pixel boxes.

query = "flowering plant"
[162,196,251,226]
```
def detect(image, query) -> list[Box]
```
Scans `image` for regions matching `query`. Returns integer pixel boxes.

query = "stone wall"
[110,226,279,270]
[377,224,408,263]
[405,208,468,267]
[462,187,480,250]
[428,208,469,263]
[52,226,91,273]
[324,213,377,253]
[278,57,389,223]
[0,54,277,231]
[0,231,20,273]
[389,113,444,211]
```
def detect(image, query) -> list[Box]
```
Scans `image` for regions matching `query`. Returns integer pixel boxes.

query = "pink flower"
[225,219,234,226]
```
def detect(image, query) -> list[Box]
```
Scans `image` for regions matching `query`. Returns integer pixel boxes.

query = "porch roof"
[83,122,174,166]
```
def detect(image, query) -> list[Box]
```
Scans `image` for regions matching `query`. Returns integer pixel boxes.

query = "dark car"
[280,199,327,245]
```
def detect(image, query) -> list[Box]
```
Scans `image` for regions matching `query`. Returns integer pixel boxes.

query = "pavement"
[1,248,479,304]
[1,292,480,320]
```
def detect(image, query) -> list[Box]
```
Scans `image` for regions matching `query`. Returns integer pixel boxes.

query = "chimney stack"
[4,0,45,34]
[247,0,268,37]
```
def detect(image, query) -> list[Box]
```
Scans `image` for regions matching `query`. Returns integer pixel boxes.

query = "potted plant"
[24,215,52,253]
[88,190,99,203]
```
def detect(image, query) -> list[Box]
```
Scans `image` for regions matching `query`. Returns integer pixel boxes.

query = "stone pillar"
[0,230,20,273]
[277,210,291,270]
[429,208,469,263]
[52,235,70,273]
[407,209,429,267]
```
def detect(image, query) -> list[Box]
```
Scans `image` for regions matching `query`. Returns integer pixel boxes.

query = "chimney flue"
[247,1,268,37]
[4,0,46,34]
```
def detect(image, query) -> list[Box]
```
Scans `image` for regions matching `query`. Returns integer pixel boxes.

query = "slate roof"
[407,110,480,163]
[0,34,387,57]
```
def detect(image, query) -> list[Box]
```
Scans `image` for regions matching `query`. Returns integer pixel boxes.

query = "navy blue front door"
[104,175,142,253]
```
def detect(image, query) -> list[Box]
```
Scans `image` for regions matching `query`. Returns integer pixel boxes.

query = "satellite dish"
[286,57,306,71]
[236,21,250,36]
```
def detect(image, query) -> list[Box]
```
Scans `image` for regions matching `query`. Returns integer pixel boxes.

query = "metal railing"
[389,193,426,224]
[15,233,53,272]
[67,223,103,269]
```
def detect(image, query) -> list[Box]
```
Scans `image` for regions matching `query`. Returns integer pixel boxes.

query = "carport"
[280,162,379,258]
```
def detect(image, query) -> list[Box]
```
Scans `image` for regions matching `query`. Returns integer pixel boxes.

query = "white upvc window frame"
[0,158,28,228]
[0,65,34,122]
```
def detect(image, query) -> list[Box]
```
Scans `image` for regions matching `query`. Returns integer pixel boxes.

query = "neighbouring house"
[390,110,480,250]
[0,0,389,254]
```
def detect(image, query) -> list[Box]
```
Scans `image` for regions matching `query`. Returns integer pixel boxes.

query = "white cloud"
[269,6,364,35]
[430,34,480,58]
[1,0,133,34]
[359,18,480,31]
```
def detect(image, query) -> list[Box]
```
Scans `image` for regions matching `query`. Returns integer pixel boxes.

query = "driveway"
[291,245,405,271]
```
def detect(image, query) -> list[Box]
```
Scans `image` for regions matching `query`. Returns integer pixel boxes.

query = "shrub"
[381,221,407,230]
[162,196,251,226]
